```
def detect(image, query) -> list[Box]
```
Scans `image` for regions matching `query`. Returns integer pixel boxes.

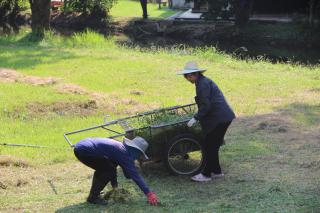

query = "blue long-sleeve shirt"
[74,138,150,194]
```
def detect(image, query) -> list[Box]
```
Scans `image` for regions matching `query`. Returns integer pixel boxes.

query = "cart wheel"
[165,134,204,176]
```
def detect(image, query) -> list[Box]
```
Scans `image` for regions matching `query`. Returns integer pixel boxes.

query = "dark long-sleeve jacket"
[194,75,235,135]
[74,138,150,194]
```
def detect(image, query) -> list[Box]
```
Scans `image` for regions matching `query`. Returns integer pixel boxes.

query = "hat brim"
[124,138,149,160]
[177,69,206,75]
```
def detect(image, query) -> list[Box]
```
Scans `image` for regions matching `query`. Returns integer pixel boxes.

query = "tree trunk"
[309,0,319,26]
[29,0,51,35]
[309,0,315,26]
[235,0,254,27]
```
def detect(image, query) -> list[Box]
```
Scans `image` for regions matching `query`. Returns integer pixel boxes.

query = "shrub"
[64,0,117,19]
[0,0,22,22]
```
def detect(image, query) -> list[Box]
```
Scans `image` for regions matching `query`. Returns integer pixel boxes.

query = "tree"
[0,0,20,23]
[235,0,254,27]
[309,0,320,26]
[0,0,24,34]
[28,0,51,36]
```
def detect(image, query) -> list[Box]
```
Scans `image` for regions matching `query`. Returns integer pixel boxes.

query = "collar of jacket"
[195,74,205,86]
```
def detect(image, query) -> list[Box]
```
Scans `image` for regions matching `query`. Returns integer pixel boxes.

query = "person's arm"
[194,81,213,120]
[121,160,160,205]
[121,160,150,194]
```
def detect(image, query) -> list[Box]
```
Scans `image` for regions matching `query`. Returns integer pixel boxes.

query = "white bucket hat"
[124,136,149,159]
[177,61,206,75]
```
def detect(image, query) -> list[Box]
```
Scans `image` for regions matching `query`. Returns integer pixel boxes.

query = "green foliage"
[64,0,117,18]
[66,29,113,47]
[1,28,115,48]
[138,109,194,127]
[0,0,27,21]
[116,106,196,133]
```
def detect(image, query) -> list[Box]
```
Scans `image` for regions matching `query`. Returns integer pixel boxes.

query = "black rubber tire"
[164,133,204,176]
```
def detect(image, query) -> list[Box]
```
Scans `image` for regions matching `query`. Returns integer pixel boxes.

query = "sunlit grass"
[110,0,178,18]
[0,28,319,213]
[0,30,319,160]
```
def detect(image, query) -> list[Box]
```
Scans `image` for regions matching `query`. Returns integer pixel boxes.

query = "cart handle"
[63,120,121,147]
[63,103,197,147]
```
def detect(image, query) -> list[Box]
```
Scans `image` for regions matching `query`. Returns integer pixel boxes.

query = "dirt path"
[0,68,160,117]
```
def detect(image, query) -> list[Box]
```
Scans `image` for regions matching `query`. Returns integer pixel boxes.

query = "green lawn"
[110,0,178,18]
[0,30,319,212]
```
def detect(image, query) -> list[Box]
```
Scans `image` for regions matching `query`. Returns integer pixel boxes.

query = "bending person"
[73,136,160,205]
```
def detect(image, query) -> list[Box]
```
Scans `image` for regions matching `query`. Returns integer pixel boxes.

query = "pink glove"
[147,192,160,205]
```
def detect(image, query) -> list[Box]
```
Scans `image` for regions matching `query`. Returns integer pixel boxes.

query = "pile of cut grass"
[104,187,138,203]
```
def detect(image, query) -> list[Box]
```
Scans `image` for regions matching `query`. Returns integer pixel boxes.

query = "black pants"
[140,0,148,18]
[202,121,232,177]
[74,149,117,188]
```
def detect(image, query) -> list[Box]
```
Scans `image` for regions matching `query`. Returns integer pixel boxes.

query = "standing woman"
[178,61,235,182]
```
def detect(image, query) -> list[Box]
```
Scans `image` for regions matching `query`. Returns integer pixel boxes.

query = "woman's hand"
[147,192,160,205]
[187,118,197,127]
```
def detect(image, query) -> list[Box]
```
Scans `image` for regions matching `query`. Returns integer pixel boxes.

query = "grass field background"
[0,28,319,212]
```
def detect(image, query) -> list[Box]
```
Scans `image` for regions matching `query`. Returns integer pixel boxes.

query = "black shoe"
[86,171,110,205]
[87,196,108,205]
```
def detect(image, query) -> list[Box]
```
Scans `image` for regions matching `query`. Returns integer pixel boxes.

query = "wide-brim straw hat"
[177,61,206,75]
[124,136,149,159]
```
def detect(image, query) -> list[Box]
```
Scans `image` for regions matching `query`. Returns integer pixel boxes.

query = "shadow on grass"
[55,202,106,213]
[18,31,46,43]
[230,102,320,138]
[0,43,79,70]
